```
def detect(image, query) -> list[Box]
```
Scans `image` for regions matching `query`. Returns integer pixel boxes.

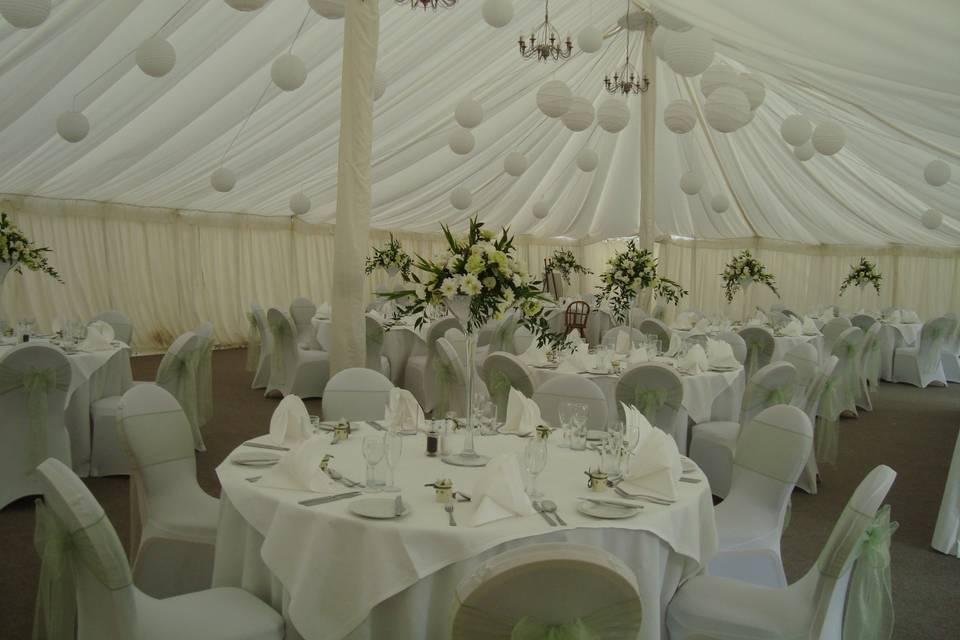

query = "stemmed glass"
[570,402,589,450]
[383,432,402,493]
[557,400,574,448]
[362,435,386,493]
[621,419,641,476]
[524,438,548,499]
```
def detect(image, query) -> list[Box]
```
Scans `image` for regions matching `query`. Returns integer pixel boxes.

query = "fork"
[613,486,675,505]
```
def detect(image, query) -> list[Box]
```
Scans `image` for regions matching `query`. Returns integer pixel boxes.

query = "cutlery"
[679,477,701,484]
[578,497,644,510]
[444,501,457,526]
[299,491,361,506]
[243,442,290,452]
[366,421,386,431]
[326,468,365,488]
[541,500,566,526]
[454,491,472,502]
[532,501,557,526]
[612,486,674,505]
[245,476,262,483]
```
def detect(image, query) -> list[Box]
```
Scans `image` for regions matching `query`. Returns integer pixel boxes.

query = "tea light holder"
[585,468,609,492]
[535,425,552,440]
[431,478,454,503]
[332,420,351,444]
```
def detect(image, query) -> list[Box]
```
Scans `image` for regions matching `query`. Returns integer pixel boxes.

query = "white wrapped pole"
[331,0,379,374]
[638,20,657,309]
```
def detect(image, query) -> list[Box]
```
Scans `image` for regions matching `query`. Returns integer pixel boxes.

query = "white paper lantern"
[704,85,750,133]
[211,167,236,193]
[663,28,714,77]
[136,37,176,78]
[448,128,476,155]
[561,97,594,132]
[56,110,89,143]
[711,194,729,213]
[651,5,691,31]
[793,141,815,161]
[924,159,951,187]
[811,121,846,155]
[699,64,737,97]
[289,192,311,215]
[737,73,765,110]
[0,0,51,28]
[664,100,697,134]
[450,187,473,210]
[537,80,572,118]
[597,98,630,133]
[652,27,668,61]
[309,0,344,19]
[922,209,943,230]
[576,149,599,172]
[455,98,484,129]
[481,0,512,28]
[503,152,527,177]
[271,53,306,91]
[679,171,703,195]
[225,0,268,11]
[532,201,550,219]
[577,25,603,53]
[780,115,812,146]
[373,70,386,101]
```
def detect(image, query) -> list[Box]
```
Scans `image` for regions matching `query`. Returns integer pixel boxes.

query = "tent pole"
[638,17,658,312]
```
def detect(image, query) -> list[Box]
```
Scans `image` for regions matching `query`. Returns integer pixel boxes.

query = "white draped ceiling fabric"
[0,0,958,349]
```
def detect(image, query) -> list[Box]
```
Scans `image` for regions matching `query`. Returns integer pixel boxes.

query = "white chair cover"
[512,326,534,355]
[250,304,272,389]
[90,310,134,346]
[615,364,687,450]
[488,312,519,354]
[245,307,260,373]
[193,321,214,427]
[829,326,864,420]
[480,352,535,420]
[601,326,645,349]
[322,367,393,421]
[533,375,608,431]
[892,316,952,388]
[404,316,460,413]
[850,314,877,333]
[585,308,613,346]
[155,332,206,451]
[783,341,819,403]
[445,328,469,369]
[940,314,960,383]
[289,296,322,350]
[638,318,670,350]
[266,308,329,399]
[821,317,853,355]
[365,314,390,377]
[738,327,775,381]
[434,338,468,417]
[714,331,747,364]
[797,356,839,495]
[933,429,960,556]
[628,307,649,330]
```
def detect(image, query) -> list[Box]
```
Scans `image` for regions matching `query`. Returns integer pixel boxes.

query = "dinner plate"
[710,364,740,372]
[576,500,641,519]
[497,425,533,437]
[231,452,281,467]
[586,368,616,376]
[349,497,410,519]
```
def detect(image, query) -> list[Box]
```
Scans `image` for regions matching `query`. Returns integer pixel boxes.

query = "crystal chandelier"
[396,0,457,9]
[519,0,573,62]
[604,2,650,95]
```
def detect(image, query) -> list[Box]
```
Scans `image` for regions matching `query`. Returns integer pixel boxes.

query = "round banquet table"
[879,322,923,381]
[212,429,718,640]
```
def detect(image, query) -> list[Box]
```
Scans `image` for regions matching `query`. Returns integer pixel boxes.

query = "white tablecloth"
[213,431,718,640]
[879,322,923,381]
[933,428,960,556]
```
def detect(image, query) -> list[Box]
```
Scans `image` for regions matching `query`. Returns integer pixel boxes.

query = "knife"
[243,442,290,451]
[299,491,361,506]
[679,477,701,484]
[578,497,645,509]
[366,421,386,431]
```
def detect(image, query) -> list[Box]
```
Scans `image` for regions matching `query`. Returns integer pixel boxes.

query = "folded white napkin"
[79,325,113,352]
[316,302,332,318]
[754,310,768,325]
[258,437,339,493]
[615,330,632,355]
[566,329,584,346]
[380,300,395,318]
[673,312,695,331]
[556,359,582,374]
[88,320,115,342]
[367,309,385,324]
[802,316,819,335]
[694,317,710,332]
[619,404,682,500]
[888,310,902,323]
[665,333,682,357]
[706,338,738,368]
[822,306,835,320]
[678,343,709,375]
[464,453,535,527]
[385,388,425,433]
[902,310,920,323]
[269,395,311,446]
[519,341,549,366]
[502,388,541,436]
[628,346,650,364]
[781,318,802,337]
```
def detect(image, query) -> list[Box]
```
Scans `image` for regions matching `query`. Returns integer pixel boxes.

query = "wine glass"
[362,435,386,493]
[523,438,548,499]
[557,400,574,448]
[570,402,589,450]
[383,432,403,493]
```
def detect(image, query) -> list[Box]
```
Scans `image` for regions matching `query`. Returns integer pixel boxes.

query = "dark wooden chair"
[564,301,590,339]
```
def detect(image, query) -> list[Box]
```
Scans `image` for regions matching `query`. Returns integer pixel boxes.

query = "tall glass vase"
[739,278,753,324]
[0,261,11,326]
[442,295,489,467]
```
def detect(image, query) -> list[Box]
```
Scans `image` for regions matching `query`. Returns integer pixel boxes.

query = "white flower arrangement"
[0,212,61,282]
[364,234,413,280]
[721,250,779,303]
[595,239,687,325]
[543,248,591,285]
[839,257,882,295]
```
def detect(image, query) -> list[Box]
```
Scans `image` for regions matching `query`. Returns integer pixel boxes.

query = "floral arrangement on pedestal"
[364,234,413,281]
[595,239,687,325]
[1,212,61,282]
[839,257,882,295]
[544,248,591,285]
[721,250,779,303]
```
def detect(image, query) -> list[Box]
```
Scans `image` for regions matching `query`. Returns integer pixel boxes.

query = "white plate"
[709,364,740,372]
[497,425,533,437]
[576,500,641,519]
[586,369,616,376]
[349,497,410,519]
[231,452,281,467]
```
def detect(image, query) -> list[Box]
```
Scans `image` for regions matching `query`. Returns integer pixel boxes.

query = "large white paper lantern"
[532,201,549,219]
[651,5,691,31]
[699,64,737,97]
[780,115,812,146]
[373,70,386,100]
[448,128,476,155]
[597,98,629,133]
[211,167,236,192]
[664,28,714,77]
[664,100,697,134]
[711,194,730,213]
[225,0,268,11]
[737,73,765,110]
[537,80,572,118]
[271,53,306,91]
[450,187,473,210]
[504,152,527,177]
[561,97,594,132]
[679,171,703,195]
[481,0,513,28]
[793,141,815,161]
[309,0,344,19]
[811,121,845,155]
[56,110,89,143]
[290,192,311,215]
[577,25,603,53]
[704,86,750,133]
[0,0,51,28]
[455,98,483,129]
[136,37,176,78]
[652,27,668,60]
[576,149,599,172]
[922,209,943,230]
[924,159,951,186]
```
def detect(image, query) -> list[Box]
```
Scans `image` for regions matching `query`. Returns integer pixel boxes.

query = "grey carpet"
[1,348,958,638]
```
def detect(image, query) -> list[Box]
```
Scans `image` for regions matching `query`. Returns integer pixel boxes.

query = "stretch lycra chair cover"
[615,364,687,453]
[821,317,852,356]
[90,310,134,346]
[602,327,645,349]
[434,337,468,418]
[118,384,218,599]
[266,308,329,399]
[32,458,284,640]
[0,343,71,510]
[638,319,670,352]
[857,322,883,411]
[480,352,535,420]
[797,356,839,495]
[715,331,747,364]
[782,342,819,404]
[585,308,613,346]
[666,465,898,640]
[322,367,393,421]
[155,332,206,451]
[451,543,644,640]
[939,315,960,383]
[533,374,608,431]
[403,316,460,413]
[707,405,813,588]
[365,314,391,377]
[194,321,214,427]
[250,304,272,389]
[488,312,519,355]
[892,316,953,388]
[738,327,774,381]
[829,326,864,419]
[289,297,321,350]
[932,429,960,556]
[245,308,260,373]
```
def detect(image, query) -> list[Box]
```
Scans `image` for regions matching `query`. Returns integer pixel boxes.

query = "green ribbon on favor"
[843,505,898,640]
[156,348,204,450]
[0,364,71,468]
[453,601,643,640]
[245,312,260,372]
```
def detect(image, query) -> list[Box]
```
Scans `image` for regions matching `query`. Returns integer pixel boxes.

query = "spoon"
[540,500,566,526]
[532,501,556,526]
[444,501,457,526]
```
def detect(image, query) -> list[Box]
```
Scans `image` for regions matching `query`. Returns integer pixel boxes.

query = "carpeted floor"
[1,347,958,638]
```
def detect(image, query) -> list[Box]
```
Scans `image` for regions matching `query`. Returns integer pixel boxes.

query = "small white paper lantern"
[577,25,603,53]
[0,0,51,28]
[651,5,691,31]
[450,187,473,210]
[532,201,550,219]
[455,98,484,129]
[664,28,714,77]
[373,70,386,101]
[711,193,729,213]
[537,80,572,118]
[225,0,268,11]
[597,98,630,133]
[699,64,737,97]
[309,0,344,19]
[290,192,311,215]
[504,152,527,177]
[780,115,812,146]
[448,128,476,155]
[136,37,176,78]
[704,85,750,133]
[922,209,943,230]
[211,167,236,193]
[56,110,89,143]
[664,100,697,134]
[271,53,306,91]
[652,27,668,61]
[924,159,951,187]
[561,97,595,132]
[576,149,599,172]
[679,171,703,195]
[793,141,815,161]
[481,0,513,28]
[737,73,765,110]
[811,121,845,155]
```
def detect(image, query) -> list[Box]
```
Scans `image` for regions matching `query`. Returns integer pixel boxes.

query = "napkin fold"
[615,330,632,355]
[781,318,802,337]
[87,320,115,342]
[464,453,535,527]
[902,310,920,323]
[501,388,541,436]
[385,388,425,433]
[802,316,819,335]
[258,437,339,493]
[79,325,113,352]
[628,346,650,365]
[566,329,584,346]
[706,338,738,369]
[887,310,902,324]
[269,395,310,446]
[754,309,768,325]
[821,306,835,320]
[316,302,332,318]
[619,404,682,500]
[673,312,696,331]
[519,341,549,366]
[665,333,682,358]
[694,317,710,332]
[677,343,709,375]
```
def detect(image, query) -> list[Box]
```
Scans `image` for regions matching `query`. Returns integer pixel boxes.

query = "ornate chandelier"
[604,2,650,95]
[396,0,457,9]
[519,0,573,62]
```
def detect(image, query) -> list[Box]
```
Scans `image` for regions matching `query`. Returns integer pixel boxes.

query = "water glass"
[570,402,589,451]
[523,438,548,499]
[557,400,574,448]
[383,432,402,493]
[362,435,386,493]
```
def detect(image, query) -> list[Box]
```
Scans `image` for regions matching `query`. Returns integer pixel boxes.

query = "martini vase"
[739,278,753,324]
[443,295,489,467]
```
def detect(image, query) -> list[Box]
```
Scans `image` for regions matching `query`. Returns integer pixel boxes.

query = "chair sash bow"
[0,363,71,467]
[843,505,898,640]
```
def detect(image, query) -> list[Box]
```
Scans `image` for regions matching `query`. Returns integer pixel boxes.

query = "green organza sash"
[0,363,71,467]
